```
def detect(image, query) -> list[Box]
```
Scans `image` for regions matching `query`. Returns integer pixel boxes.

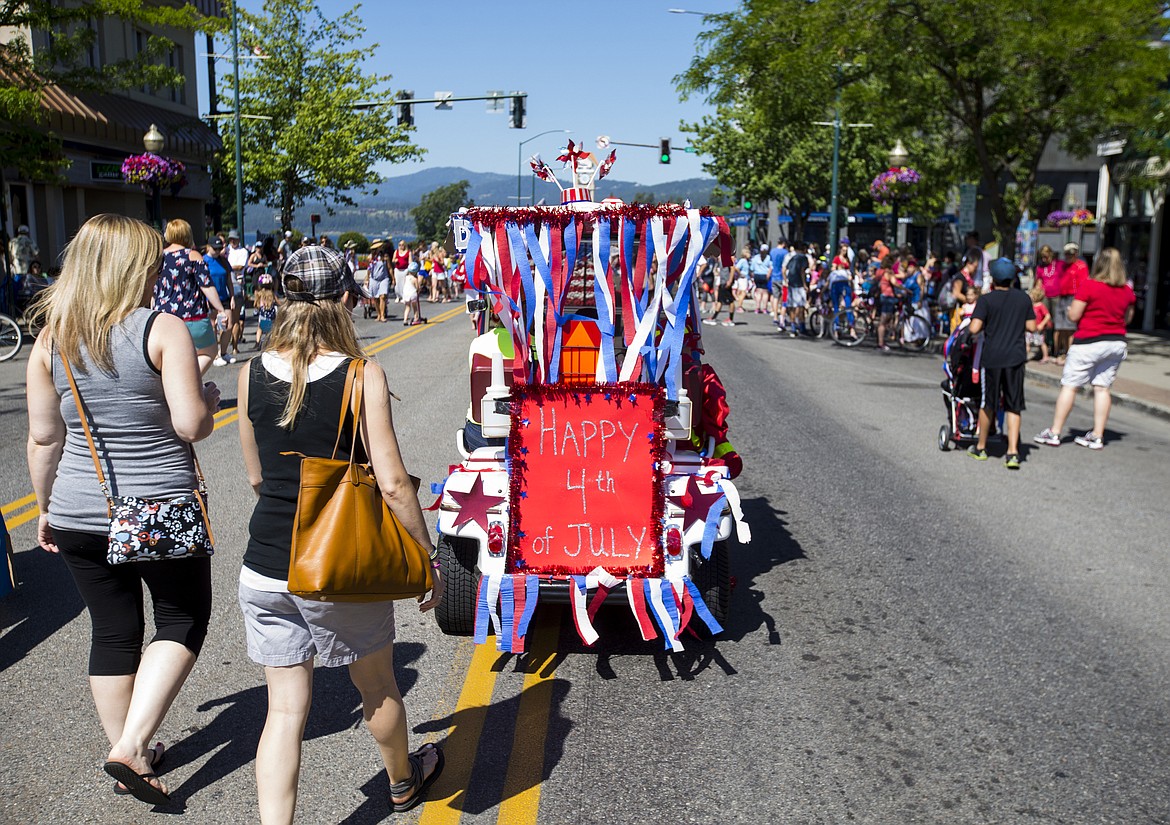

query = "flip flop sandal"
[104,755,171,806]
[113,743,164,796]
[389,743,445,814]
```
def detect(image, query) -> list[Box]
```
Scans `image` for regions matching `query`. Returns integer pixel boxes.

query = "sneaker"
[1033,428,1061,447]
[1004,454,1021,470]
[879,345,891,352]
[212,356,227,367]
[966,445,988,461]
[721,320,735,327]
[227,355,238,365]
[702,319,718,326]
[788,330,798,338]
[1074,432,1104,450]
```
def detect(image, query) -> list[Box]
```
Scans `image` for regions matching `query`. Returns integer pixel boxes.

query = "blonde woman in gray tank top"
[26,214,222,806]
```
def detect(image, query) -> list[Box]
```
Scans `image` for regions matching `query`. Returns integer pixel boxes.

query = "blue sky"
[204,1,739,188]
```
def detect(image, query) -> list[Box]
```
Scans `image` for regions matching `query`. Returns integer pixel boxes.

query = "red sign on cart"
[507,383,666,577]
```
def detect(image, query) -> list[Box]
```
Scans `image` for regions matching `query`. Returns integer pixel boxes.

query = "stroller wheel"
[937,424,952,452]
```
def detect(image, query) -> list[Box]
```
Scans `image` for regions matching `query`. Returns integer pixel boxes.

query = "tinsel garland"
[504,381,668,578]
[462,203,714,229]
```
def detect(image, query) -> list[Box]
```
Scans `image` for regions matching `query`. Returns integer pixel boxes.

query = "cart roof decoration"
[453,203,734,399]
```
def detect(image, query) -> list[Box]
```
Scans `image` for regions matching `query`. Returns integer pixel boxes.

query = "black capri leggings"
[53,527,213,677]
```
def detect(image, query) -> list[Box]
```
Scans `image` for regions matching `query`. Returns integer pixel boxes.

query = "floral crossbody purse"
[61,356,215,565]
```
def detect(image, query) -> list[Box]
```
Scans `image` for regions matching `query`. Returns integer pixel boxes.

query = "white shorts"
[733,278,750,293]
[1061,340,1128,388]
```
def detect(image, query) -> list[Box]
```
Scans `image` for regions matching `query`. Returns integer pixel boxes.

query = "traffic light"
[397,90,414,127]
[509,94,526,129]
[659,137,671,164]
[742,198,753,210]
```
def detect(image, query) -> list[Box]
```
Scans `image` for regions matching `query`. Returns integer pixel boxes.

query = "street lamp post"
[888,139,909,247]
[518,129,571,206]
[230,0,245,240]
[143,124,165,230]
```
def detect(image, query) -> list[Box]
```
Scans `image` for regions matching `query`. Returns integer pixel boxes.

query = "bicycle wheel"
[809,309,825,339]
[831,309,867,347]
[900,310,933,353]
[0,314,22,362]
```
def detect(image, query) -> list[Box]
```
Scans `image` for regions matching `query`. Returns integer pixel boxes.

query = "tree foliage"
[0,1,214,182]
[412,181,470,243]
[219,0,423,232]
[336,230,369,253]
[679,0,1170,253]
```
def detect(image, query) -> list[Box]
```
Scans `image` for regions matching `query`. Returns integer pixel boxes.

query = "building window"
[135,29,151,95]
[167,44,185,104]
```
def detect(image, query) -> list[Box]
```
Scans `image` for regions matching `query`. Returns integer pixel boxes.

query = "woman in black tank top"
[237,246,444,820]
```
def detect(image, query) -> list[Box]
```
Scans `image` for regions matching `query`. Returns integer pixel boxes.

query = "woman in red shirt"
[1053,242,1088,363]
[1034,247,1135,450]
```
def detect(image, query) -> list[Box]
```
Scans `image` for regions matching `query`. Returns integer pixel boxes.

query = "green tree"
[0,1,213,271]
[336,230,369,253]
[412,180,470,243]
[0,1,211,182]
[678,0,1170,254]
[220,0,422,232]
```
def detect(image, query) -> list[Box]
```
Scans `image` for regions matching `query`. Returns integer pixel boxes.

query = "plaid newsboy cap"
[282,245,354,303]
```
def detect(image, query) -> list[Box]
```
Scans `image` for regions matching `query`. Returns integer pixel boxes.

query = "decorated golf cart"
[431,142,751,651]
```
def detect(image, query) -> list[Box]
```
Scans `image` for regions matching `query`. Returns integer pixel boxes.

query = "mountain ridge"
[282,166,719,238]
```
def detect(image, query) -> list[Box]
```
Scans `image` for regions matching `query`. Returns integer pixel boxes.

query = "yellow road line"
[418,640,504,825]
[1,493,36,516]
[2,307,466,531]
[496,615,562,825]
[4,503,40,530]
[366,306,466,356]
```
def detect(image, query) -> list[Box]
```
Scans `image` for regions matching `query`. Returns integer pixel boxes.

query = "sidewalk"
[1025,332,1170,421]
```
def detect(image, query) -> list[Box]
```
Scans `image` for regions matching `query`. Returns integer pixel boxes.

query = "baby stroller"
[938,318,981,451]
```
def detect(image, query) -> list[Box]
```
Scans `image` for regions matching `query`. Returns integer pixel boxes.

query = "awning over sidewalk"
[40,84,221,162]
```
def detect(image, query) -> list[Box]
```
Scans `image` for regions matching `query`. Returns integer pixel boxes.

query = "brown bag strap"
[60,353,207,501]
[347,359,367,466]
[330,359,360,460]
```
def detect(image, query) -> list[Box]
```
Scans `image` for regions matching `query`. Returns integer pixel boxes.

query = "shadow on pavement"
[164,641,426,808]
[0,546,84,673]
[721,496,805,646]
[408,677,571,820]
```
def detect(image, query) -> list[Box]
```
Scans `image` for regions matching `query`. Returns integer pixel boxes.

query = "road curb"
[1025,368,1170,423]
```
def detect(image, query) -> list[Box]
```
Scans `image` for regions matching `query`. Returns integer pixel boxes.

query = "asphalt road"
[1,304,1167,824]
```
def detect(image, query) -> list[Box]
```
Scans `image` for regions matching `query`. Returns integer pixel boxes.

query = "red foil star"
[448,473,506,532]
[669,475,724,532]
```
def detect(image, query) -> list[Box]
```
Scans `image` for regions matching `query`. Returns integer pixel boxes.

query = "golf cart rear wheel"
[691,540,730,628]
[434,535,479,636]
[937,424,952,452]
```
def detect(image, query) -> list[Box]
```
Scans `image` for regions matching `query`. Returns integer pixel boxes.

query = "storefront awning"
[40,84,221,162]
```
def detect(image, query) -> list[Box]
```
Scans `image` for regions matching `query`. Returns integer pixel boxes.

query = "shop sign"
[90,161,123,182]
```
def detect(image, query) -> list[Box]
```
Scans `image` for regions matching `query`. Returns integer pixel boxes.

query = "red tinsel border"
[463,203,714,229]
[505,382,667,579]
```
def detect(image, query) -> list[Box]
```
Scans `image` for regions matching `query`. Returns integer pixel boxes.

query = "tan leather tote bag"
[287,359,433,602]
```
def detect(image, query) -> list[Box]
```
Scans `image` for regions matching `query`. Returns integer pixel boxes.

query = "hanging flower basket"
[122,153,186,190]
[870,166,920,205]
[1045,208,1094,227]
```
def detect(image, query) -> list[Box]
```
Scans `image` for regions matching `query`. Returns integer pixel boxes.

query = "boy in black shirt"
[967,258,1036,469]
